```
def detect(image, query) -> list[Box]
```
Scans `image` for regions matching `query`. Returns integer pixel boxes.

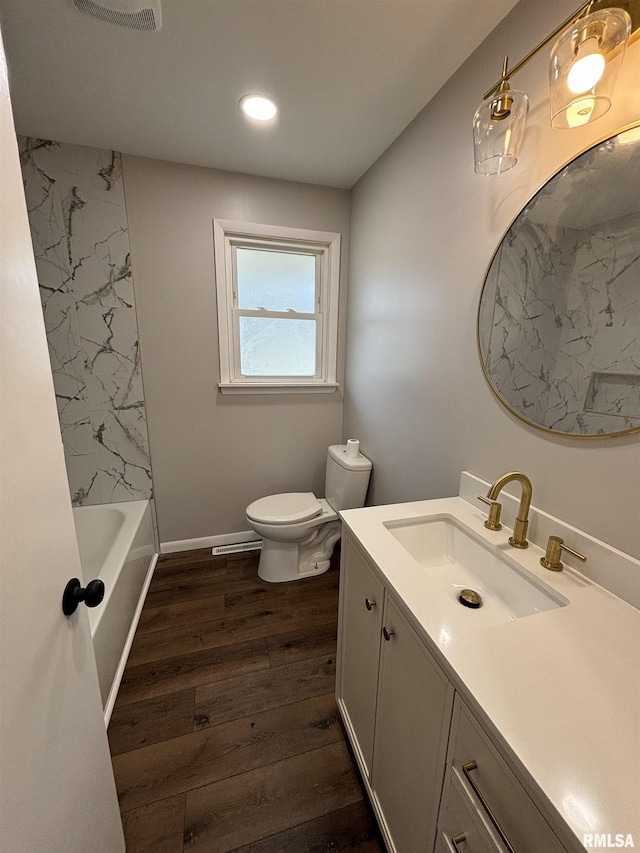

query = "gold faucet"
[486,472,533,549]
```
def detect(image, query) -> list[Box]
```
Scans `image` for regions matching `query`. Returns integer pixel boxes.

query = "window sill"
[218,382,340,396]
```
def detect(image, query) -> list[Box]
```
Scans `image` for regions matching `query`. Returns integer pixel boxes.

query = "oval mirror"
[478,124,640,438]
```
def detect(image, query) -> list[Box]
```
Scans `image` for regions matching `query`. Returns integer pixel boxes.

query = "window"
[213,220,341,394]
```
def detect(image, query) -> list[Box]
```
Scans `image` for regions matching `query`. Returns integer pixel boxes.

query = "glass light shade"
[473,88,529,176]
[549,8,631,130]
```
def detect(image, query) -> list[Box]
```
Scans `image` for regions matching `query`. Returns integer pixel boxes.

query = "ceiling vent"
[72,0,162,31]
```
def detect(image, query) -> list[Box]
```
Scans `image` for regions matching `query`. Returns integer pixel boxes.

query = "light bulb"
[568,46,605,93]
[566,97,596,127]
[239,95,278,121]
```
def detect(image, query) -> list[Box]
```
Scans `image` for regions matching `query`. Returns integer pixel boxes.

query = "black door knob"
[62,577,105,616]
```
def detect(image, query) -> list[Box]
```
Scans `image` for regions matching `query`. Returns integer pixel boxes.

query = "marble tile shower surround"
[485,212,640,434]
[19,137,152,505]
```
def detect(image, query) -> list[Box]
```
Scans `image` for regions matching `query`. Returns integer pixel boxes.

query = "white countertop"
[340,495,640,852]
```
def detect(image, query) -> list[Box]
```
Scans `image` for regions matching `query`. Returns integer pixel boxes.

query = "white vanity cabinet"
[337,535,454,852]
[337,533,572,853]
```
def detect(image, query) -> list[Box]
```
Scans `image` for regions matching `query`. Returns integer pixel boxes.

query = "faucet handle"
[540,535,587,572]
[477,495,502,531]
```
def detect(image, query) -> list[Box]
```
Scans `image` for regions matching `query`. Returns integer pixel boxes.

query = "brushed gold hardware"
[451,833,467,852]
[540,535,587,571]
[573,18,606,52]
[486,472,532,548]
[382,626,394,641]
[365,597,376,610]
[477,495,502,530]
[459,589,482,608]
[490,57,514,120]
[461,761,516,853]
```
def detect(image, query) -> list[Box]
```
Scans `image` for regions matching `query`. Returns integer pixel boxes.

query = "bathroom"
[0,0,638,851]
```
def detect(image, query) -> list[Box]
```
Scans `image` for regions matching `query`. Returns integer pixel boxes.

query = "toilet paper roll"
[346,438,360,458]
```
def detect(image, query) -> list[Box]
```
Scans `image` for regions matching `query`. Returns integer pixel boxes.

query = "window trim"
[213,219,341,394]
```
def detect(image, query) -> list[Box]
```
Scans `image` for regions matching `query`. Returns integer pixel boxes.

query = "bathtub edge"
[103,550,158,728]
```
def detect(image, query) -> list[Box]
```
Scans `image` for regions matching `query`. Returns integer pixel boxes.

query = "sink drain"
[459,588,482,608]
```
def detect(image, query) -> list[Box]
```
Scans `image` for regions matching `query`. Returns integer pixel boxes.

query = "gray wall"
[122,155,350,544]
[344,0,640,559]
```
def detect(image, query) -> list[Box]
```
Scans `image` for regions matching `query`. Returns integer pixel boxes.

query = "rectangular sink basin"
[384,515,568,624]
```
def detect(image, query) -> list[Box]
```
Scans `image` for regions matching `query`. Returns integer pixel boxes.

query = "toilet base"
[257,520,342,583]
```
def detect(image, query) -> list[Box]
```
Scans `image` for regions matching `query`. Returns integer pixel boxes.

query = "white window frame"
[213,219,341,394]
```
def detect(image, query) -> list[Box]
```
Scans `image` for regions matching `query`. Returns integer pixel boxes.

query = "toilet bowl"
[246,444,372,583]
[247,495,341,582]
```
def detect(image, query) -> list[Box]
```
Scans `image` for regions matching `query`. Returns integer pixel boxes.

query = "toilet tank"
[325,444,372,511]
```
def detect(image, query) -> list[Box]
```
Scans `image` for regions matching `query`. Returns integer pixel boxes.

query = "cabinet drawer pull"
[382,626,395,641]
[462,761,516,853]
[365,597,376,610]
[450,833,466,852]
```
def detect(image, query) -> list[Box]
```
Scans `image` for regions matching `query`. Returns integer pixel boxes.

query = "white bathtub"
[73,500,157,725]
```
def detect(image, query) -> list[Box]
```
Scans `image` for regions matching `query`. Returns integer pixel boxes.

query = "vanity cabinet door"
[371,595,454,852]
[336,536,385,777]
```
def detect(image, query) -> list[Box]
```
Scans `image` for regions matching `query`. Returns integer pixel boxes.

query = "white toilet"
[246,442,372,583]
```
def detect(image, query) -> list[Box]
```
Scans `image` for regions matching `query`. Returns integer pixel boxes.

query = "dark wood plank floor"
[108,546,385,852]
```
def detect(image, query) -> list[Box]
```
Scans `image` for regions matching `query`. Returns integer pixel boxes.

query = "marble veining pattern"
[19,137,152,505]
[484,212,640,434]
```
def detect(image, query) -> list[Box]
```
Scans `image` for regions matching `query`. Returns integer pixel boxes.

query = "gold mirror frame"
[477,120,640,439]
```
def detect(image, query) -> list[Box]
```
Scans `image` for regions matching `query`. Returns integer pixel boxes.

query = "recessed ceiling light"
[239,95,278,122]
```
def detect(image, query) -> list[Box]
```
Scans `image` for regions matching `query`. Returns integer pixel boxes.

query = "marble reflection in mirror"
[478,125,640,437]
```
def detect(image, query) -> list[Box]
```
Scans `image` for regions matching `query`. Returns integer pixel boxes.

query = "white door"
[0,27,125,853]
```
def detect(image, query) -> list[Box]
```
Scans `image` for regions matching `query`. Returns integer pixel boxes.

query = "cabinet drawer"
[447,697,566,853]
[437,767,506,853]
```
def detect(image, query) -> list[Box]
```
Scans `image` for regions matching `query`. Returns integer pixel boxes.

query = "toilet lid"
[246,492,323,525]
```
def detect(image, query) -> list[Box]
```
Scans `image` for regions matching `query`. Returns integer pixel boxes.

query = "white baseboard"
[160,529,261,555]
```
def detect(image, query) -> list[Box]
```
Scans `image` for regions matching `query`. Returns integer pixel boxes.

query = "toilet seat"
[246,492,323,525]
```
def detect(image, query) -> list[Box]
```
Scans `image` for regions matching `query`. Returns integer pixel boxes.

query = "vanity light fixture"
[474,0,634,175]
[473,57,529,175]
[239,94,279,122]
[549,7,631,128]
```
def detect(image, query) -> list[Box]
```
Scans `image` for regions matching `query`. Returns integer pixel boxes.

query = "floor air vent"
[212,541,262,556]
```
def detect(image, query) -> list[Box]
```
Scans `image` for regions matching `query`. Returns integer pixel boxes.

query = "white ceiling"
[0,0,519,188]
